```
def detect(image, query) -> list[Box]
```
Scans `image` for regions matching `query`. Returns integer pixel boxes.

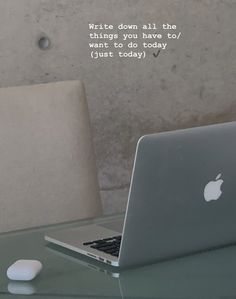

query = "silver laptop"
[45,121,236,268]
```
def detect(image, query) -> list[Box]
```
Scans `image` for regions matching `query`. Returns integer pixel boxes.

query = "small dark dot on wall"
[171,64,177,73]
[38,36,51,50]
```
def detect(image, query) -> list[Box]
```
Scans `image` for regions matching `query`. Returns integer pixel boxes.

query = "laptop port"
[87,253,96,258]
[99,257,104,261]
[106,260,111,265]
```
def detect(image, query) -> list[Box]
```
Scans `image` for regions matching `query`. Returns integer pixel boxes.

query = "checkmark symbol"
[153,50,161,58]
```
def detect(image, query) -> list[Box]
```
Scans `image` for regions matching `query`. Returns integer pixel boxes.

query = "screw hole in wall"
[38,36,51,50]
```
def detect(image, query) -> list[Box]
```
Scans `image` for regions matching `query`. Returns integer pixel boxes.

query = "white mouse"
[7,260,42,281]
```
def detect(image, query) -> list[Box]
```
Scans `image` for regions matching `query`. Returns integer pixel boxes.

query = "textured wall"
[0,0,235,214]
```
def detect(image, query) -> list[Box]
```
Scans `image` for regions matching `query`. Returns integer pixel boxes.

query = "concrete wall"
[0,0,235,214]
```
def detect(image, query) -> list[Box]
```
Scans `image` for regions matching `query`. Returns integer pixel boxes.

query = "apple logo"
[204,173,224,202]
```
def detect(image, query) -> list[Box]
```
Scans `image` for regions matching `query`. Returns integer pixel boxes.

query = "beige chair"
[0,80,102,233]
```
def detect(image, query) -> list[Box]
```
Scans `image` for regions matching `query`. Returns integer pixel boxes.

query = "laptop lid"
[119,121,236,267]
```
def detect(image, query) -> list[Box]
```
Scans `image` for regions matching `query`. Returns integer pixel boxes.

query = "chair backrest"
[0,80,102,233]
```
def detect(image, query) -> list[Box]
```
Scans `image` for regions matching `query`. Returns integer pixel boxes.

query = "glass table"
[0,213,236,298]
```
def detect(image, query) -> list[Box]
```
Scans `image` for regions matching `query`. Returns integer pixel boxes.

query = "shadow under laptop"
[45,242,236,299]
